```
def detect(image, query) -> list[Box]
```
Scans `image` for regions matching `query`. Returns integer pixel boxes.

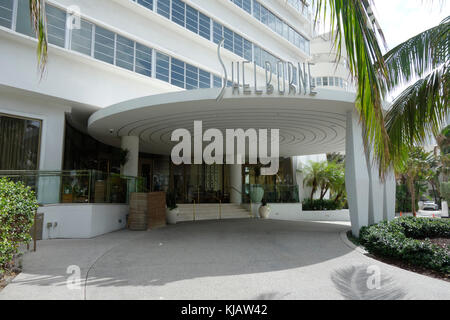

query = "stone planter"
[259,205,271,219]
[166,208,179,224]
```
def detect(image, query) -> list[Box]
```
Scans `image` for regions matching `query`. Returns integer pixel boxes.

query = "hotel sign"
[216,40,317,101]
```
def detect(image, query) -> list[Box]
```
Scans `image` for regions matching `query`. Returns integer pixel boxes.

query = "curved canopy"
[88,88,355,156]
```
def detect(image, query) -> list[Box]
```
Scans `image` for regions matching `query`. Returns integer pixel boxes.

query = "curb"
[339,230,368,254]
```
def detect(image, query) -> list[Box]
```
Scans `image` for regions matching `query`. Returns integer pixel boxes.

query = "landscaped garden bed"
[356,217,450,281]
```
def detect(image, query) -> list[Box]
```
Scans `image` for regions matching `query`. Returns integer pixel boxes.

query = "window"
[260,5,268,25]
[186,5,198,33]
[116,35,134,71]
[137,0,153,10]
[185,64,198,89]
[233,33,243,57]
[213,21,223,44]
[322,77,328,86]
[335,77,340,86]
[316,77,322,86]
[252,0,260,20]
[213,75,222,88]
[254,45,261,67]
[244,39,252,61]
[157,0,170,18]
[171,57,185,88]
[94,26,115,64]
[199,69,210,88]
[199,12,210,40]
[223,27,233,52]
[329,76,334,86]
[135,43,152,77]
[156,52,170,82]
[267,12,276,31]
[275,17,283,36]
[243,0,252,14]
[0,114,41,170]
[339,78,343,88]
[171,0,185,27]
[46,5,66,48]
[71,19,93,56]
[0,0,14,29]
[16,0,35,37]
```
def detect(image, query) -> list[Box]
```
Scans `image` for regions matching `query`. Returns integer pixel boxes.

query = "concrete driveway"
[1,219,449,300]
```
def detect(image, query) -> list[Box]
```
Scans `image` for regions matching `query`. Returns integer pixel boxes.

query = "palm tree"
[311,1,449,175]
[302,161,327,200]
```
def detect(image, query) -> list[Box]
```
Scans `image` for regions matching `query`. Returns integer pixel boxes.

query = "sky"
[373,0,450,50]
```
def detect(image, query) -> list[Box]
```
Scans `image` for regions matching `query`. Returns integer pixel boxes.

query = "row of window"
[0,0,227,90]
[312,76,352,90]
[130,0,286,73]
[230,0,310,54]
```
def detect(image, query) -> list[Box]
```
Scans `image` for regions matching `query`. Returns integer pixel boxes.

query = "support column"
[121,136,139,177]
[366,151,385,225]
[383,170,396,221]
[230,164,242,204]
[345,111,370,237]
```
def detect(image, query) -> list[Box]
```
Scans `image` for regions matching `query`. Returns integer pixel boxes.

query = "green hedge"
[0,178,38,270]
[302,199,340,211]
[359,217,450,274]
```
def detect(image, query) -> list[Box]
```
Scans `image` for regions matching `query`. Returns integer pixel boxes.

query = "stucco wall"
[39,204,128,239]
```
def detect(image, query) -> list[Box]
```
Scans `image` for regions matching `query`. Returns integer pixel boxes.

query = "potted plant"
[259,198,271,219]
[250,167,265,203]
[166,192,179,224]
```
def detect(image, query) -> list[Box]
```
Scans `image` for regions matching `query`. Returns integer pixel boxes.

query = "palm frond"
[386,62,449,161]
[383,16,450,90]
[314,0,392,177]
[29,0,48,75]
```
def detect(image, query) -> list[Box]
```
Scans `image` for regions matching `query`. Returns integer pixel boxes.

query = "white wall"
[39,204,128,239]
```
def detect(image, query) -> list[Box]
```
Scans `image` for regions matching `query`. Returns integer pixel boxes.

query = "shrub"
[302,198,340,211]
[359,217,450,274]
[0,178,38,270]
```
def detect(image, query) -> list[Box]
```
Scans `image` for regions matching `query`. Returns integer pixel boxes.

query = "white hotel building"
[0,0,395,238]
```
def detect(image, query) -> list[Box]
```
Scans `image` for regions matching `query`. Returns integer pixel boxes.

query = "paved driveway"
[1,219,449,300]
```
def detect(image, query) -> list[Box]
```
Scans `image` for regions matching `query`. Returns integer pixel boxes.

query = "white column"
[383,170,396,221]
[345,111,370,237]
[366,151,385,225]
[230,164,242,204]
[121,136,139,177]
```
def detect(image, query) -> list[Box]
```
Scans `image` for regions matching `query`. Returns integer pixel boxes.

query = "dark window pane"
[46,5,66,48]
[135,43,152,77]
[233,33,243,57]
[213,75,222,88]
[157,0,170,18]
[71,19,93,56]
[0,114,41,170]
[213,21,223,44]
[171,0,185,27]
[252,0,260,20]
[244,39,252,61]
[223,27,233,51]
[186,5,198,33]
[0,0,14,29]
[94,26,115,64]
[156,52,170,82]
[137,0,153,10]
[116,35,134,71]
[199,12,210,40]
[199,69,210,88]
[16,0,35,37]
[171,58,185,88]
[243,0,252,13]
[185,63,198,89]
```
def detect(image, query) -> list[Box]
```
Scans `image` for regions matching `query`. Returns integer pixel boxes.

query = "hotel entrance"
[139,157,231,204]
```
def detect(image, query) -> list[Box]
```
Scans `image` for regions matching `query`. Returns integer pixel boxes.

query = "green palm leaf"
[29,0,48,75]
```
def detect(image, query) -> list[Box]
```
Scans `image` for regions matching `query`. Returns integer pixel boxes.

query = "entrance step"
[176,203,251,222]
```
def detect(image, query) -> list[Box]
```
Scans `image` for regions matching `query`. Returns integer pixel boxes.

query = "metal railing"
[0,170,146,205]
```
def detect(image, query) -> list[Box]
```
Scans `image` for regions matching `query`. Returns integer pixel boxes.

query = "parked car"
[422,201,439,211]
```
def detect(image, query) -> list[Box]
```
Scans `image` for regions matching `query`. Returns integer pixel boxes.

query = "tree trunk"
[409,179,416,217]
